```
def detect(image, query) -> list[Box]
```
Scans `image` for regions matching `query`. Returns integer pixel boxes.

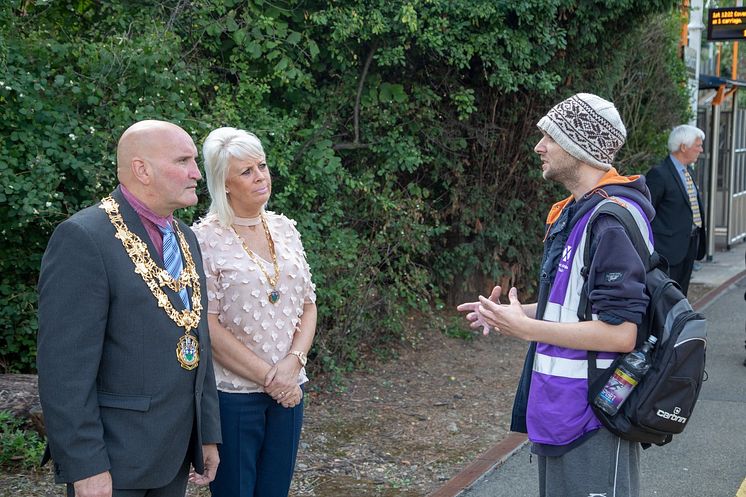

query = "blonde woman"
[193,127,317,497]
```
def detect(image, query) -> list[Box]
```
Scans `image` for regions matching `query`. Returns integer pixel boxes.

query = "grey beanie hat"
[536,93,627,171]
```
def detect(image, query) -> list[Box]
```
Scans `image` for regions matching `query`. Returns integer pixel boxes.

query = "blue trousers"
[210,390,303,497]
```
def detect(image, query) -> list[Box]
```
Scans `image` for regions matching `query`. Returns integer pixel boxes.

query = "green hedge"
[0,0,688,374]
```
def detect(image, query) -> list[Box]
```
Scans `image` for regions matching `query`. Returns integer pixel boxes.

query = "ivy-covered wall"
[0,0,689,373]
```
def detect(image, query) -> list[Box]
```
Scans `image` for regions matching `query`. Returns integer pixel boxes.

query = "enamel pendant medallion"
[176,333,200,370]
[269,290,280,304]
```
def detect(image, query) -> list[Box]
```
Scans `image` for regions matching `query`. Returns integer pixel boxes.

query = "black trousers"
[668,231,700,296]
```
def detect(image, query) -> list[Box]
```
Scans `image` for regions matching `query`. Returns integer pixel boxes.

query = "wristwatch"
[289,350,307,367]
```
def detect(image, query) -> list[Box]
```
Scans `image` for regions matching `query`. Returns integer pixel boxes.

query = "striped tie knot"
[159,223,190,309]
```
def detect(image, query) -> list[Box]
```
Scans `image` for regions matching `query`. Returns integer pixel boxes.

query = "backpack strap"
[577,200,652,323]
[578,201,654,410]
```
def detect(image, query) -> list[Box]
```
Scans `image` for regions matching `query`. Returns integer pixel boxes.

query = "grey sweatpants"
[537,428,640,497]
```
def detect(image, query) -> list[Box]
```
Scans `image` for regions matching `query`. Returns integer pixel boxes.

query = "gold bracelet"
[289,350,307,367]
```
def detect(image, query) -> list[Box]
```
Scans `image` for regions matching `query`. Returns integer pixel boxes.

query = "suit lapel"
[173,219,207,347]
[663,156,689,206]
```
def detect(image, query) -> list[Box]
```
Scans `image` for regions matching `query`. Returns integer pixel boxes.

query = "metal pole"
[733,43,739,79]
[708,103,720,260]
[727,92,738,248]
[688,0,705,125]
[725,0,742,249]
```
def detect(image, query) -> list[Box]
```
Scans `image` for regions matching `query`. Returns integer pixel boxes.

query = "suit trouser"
[66,455,190,497]
[668,231,699,296]
[210,390,304,497]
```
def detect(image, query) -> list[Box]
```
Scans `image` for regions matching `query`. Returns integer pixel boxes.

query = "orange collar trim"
[544,168,640,226]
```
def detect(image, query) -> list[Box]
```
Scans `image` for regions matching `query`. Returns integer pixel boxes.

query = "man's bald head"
[115,119,201,216]
[117,120,189,182]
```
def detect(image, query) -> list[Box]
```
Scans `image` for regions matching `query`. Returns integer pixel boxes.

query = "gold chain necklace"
[230,214,281,304]
[100,196,202,370]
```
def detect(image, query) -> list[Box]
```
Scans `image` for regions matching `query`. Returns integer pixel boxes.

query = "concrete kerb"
[692,269,746,312]
[426,433,529,497]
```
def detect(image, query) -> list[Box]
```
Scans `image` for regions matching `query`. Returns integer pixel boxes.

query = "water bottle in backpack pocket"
[594,335,657,416]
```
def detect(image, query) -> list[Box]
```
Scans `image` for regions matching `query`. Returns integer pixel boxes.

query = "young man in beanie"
[459,93,654,497]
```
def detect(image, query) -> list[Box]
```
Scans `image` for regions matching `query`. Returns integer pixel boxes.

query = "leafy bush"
[0,410,45,470]
[613,13,691,172]
[1,0,688,374]
[0,1,212,370]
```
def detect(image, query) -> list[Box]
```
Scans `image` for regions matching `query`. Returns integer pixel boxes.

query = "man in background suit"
[646,124,707,295]
[37,120,221,497]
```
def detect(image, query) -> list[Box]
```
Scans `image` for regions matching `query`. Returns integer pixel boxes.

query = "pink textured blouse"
[193,211,316,393]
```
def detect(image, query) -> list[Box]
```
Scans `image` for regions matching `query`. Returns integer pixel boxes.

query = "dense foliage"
[0,410,46,469]
[0,0,688,374]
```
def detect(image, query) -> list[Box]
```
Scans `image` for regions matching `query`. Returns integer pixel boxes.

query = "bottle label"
[597,368,639,411]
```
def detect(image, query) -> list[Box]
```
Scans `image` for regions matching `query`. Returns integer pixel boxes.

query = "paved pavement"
[431,244,746,497]
[691,247,746,289]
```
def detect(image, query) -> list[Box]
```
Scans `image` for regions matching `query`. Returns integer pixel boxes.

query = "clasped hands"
[456,285,530,339]
[264,355,303,408]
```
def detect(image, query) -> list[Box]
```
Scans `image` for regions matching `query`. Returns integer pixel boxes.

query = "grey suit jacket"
[37,187,221,488]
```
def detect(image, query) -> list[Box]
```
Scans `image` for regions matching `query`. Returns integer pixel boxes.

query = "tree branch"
[332,142,370,150]
[333,45,378,150]
[353,45,377,144]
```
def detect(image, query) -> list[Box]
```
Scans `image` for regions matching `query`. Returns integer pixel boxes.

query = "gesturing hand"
[456,286,502,335]
[477,287,529,339]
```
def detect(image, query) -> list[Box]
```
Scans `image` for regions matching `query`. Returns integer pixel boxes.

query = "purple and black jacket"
[510,171,655,453]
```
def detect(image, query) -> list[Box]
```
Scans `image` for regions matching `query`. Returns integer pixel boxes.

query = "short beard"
[543,159,582,189]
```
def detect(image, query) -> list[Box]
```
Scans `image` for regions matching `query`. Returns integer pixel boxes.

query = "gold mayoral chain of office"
[99,196,202,370]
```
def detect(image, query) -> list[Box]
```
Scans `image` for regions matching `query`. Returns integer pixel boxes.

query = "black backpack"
[578,200,707,447]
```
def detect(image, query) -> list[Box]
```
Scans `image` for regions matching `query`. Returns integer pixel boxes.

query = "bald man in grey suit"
[37,120,221,497]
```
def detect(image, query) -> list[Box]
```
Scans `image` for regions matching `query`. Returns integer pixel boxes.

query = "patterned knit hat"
[537,93,627,171]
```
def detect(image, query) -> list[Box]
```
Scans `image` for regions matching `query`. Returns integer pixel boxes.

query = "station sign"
[707,7,746,41]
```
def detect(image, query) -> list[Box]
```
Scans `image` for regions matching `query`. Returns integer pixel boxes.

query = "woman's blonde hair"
[202,127,266,226]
